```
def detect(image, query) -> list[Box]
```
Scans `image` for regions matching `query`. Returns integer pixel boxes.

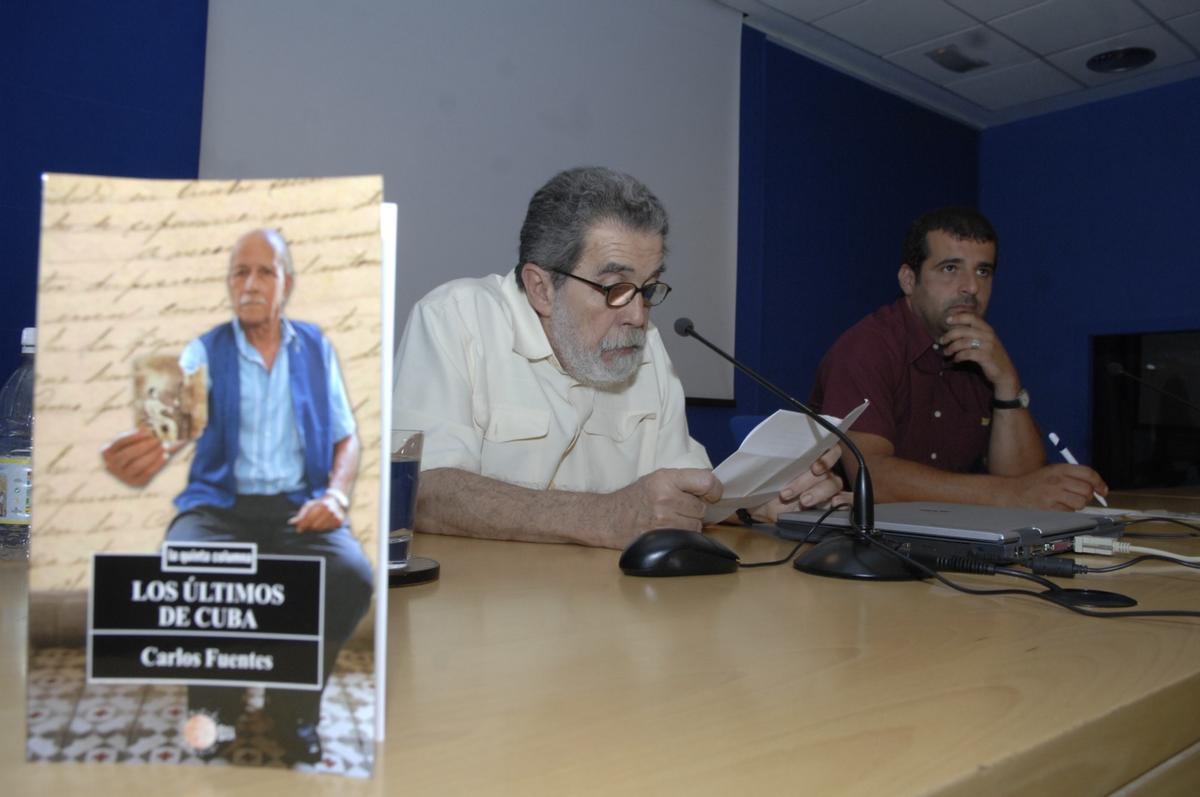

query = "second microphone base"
[793,533,923,581]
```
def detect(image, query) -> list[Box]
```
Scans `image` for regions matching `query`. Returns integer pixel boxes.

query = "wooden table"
[4,500,1200,794]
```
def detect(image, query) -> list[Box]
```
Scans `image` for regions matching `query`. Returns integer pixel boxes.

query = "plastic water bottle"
[0,328,35,561]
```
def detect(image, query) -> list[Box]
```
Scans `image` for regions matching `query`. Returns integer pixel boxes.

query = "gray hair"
[230,227,294,278]
[514,167,669,291]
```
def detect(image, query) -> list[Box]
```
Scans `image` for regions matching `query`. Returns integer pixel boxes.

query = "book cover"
[28,174,385,775]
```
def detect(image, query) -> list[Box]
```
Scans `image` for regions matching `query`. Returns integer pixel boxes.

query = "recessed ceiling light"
[1086,47,1157,74]
[925,44,989,74]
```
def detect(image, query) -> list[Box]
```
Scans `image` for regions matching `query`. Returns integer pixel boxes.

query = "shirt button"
[932,343,940,351]
[933,410,942,418]
[930,453,938,461]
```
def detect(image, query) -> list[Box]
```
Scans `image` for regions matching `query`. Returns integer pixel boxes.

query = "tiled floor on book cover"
[27,647,375,776]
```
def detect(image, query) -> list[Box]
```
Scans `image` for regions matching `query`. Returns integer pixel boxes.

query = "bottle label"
[0,457,32,525]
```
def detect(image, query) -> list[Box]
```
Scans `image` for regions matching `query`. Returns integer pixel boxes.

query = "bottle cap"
[20,327,35,354]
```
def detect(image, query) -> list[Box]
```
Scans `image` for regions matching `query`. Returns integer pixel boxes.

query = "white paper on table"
[1081,506,1200,521]
[704,400,869,523]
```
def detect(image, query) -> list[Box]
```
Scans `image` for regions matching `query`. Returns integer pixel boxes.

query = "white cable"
[1074,535,1200,563]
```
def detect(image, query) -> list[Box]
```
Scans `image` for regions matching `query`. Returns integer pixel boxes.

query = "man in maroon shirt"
[811,207,1107,511]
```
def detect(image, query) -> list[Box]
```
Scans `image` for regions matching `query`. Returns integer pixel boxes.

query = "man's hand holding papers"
[704,400,869,524]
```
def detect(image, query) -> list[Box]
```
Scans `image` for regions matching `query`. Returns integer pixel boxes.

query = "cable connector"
[1074,535,1130,556]
[1075,535,1200,564]
[1027,557,1087,577]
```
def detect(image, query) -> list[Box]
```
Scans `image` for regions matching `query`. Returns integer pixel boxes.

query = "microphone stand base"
[793,534,923,581]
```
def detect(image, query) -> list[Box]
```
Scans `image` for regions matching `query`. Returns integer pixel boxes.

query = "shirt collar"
[897,297,938,366]
[502,271,555,362]
[232,317,293,363]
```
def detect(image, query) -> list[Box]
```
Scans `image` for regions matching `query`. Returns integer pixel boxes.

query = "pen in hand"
[1048,432,1108,507]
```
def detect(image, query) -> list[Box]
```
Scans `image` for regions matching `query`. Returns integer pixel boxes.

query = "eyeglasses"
[551,269,672,308]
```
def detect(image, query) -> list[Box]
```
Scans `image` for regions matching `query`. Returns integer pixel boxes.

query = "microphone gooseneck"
[673,317,874,534]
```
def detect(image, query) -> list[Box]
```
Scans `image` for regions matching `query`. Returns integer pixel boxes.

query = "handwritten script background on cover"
[33,174,383,592]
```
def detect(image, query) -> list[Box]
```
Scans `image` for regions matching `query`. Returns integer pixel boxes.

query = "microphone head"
[673,317,694,337]
[1106,361,1124,377]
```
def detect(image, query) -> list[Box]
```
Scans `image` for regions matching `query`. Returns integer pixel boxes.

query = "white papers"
[704,400,869,523]
[1081,506,1200,521]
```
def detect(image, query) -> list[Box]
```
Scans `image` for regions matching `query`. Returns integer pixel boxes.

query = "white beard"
[549,299,646,390]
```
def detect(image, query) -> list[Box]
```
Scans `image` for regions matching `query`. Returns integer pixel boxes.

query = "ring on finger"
[969,338,982,350]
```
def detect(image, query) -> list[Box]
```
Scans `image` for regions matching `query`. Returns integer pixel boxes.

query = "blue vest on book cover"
[175,320,333,511]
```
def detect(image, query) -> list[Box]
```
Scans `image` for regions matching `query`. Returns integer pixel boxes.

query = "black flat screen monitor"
[1092,329,1200,489]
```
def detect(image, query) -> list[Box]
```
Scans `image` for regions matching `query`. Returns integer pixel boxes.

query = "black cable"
[738,504,847,568]
[1022,552,1200,574]
[1084,554,1200,573]
[853,530,1200,620]
[1123,516,1200,539]
[993,566,1061,591]
[912,554,1064,591]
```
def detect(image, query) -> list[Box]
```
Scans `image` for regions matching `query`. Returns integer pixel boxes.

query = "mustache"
[600,327,646,353]
[945,296,979,311]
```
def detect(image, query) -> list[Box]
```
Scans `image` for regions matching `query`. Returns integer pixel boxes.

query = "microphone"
[673,317,873,532]
[674,317,913,580]
[1106,361,1200,415]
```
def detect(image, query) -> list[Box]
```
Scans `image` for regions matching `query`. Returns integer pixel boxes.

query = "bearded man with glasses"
[392,167,843,549]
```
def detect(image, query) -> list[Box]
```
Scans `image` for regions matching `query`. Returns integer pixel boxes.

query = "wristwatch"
[992,388,1030,410]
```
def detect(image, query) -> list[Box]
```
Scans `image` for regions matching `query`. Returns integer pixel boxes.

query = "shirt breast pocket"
[583,409,657,442]
[483,405,550,442]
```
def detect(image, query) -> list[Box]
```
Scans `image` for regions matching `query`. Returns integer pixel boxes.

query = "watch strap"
[991,388,1028,410]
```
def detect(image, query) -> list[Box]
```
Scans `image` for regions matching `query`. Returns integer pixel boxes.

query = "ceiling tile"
[1139,0,1200,20]
[761,0,870,23]
[944,0,1047,21]
[991,0,1155,55]
[945,59,1081,109]
[886,26,1036,85]
[1047,23,1197,85]
[720,0,1200,126]
[811,0,975,55]
[1170,11,1200,47]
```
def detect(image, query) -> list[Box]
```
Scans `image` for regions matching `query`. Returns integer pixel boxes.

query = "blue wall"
[0,1,208,381]
[980,76,1200,465]
[699,29,1200,477]
[687,29,979,463]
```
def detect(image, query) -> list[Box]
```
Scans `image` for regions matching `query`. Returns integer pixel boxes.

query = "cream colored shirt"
[393,272,710,494]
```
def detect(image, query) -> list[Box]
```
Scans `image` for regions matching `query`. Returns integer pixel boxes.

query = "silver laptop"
[777,502,1122,563]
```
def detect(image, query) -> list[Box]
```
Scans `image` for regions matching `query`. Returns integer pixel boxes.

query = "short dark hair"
[902,206,998,279]
[514,166,669,291]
